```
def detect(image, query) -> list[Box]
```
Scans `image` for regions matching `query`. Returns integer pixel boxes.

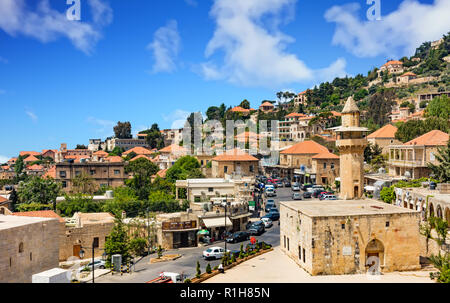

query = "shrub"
[206,263,212,274]
[213,265,219,270]
[157,245,163,259]
[184,278,191,283]
[231,254,236,263]
[196,261,201,278]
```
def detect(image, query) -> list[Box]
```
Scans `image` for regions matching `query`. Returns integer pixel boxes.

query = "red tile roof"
[106,156,124,163]
[260,102,274,108]
[130,155,152,162]
[43,166,56,179]
[26,164,44,171]
[383,60,403,66]
[212,149,259,162]
[156,169,168,178]
[12,210,65,223]
[19,151,41,157]
[93,150,109,157]
[23,155,39,162]
[404,130,449,146]
[230,106,251,113]
[285,113,307,118]
[159,144,187,154]
[280,140,329,155]
[312,152,339,160]
[123,147,153,156]
[0,196,8,203]
[367,124,398,139]
[401,72,417,77]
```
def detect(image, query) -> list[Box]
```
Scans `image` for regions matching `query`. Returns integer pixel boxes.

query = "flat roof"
[0,215,57,231]
[280,200,417,218]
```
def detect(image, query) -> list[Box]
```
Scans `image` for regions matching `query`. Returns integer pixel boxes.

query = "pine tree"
[428,140,450,182]
[104,218,130,266]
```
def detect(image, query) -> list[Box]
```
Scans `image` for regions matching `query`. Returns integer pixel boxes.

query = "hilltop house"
[367,124,401,154]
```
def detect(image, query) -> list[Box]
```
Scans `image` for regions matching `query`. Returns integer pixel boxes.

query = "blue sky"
[0,0,449,161]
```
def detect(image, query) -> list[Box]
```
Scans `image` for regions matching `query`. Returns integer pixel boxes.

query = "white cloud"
[325,0,450,58]
[147,20,181,73]
[25,110,38,122]
[0,155,9,164]
[184,0,198,7]
[163,109,192,129]
[87,117,114,137]
[200,0,347,88]
[0,0,113,55]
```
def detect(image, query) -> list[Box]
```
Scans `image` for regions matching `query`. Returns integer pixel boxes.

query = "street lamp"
[223,197,231,253]
[79,240,106,284]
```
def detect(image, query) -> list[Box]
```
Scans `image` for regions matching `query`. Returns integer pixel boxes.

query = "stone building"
[280,200,421,276]
[55,161,127,193]
[388,130,449,179]
[59,212,115,261]
[155,212,199,250]
[0,215,60,282]
[367,124,401,154]
[211,149,259,178]
[333,97,368,199]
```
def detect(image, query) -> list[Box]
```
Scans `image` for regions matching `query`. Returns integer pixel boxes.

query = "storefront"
[200,216,233,241]
[160,220,199,249]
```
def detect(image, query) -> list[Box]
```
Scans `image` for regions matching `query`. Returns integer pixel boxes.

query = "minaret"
[335,97,368,200]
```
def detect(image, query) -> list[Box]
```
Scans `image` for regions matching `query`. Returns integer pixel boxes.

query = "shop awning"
[230,213,252,220]
[202,217,232,228]
[364,185,376,192]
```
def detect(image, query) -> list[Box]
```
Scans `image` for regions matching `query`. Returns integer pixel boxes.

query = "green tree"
[239,99,250,109]
[109,146,124,157]
[428,140,450,182]
[72,172,97,195]
[141,124,165,149]
[125,158,159,200]
[14,155,26,183]
[129,237,148,257]
[75,144,88,149]
[426,95,450,120]
[380,186,395,204]
[206,263,212,274]
[17,176,61,210]
[113,121,132,139]
[56,194,102,217]
[105,218,130,266]
[102,186,142,217]
[196,260,201,278]
[166,156,204,183]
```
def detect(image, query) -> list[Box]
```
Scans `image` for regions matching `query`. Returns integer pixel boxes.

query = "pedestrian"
[218,263,224,273]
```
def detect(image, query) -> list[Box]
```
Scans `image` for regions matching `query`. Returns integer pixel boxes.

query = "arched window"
[19,242,24,253]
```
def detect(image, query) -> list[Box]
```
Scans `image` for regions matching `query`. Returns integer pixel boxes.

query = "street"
[96,187,295,283]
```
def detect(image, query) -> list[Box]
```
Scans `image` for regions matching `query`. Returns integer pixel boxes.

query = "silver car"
[292,192,302,200]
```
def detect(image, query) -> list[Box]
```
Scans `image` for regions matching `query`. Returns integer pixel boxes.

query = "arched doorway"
[436,205,443,219]
[429,203,435,218]
[354,186,359,198]
[365,239,384,274]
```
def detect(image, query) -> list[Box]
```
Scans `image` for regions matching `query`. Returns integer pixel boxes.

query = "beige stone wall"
[280,154,315,168]
[0,218,60,283]
[312,159,340,186]
[211,161,257,178]
[280,205,421,276]
[59,222,114,261]
[339,145,366,199]
[368,138,401,154]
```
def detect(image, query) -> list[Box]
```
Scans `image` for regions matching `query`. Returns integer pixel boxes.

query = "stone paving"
[206,246,436,283]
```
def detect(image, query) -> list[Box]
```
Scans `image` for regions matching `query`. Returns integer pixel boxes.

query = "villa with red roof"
[122,146,153,156]
[211,148,259,178]
[293,90,308,107]
[378,60,404,75]
[259,101,275,112]
[277,140,339,185]
[367,124,401,154]
[388,130,449,179]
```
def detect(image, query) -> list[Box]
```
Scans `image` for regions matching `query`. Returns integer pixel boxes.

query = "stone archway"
[429,203,435,218]
[445,207,450,225]
[436,205,443,219]
[365,239,385,274]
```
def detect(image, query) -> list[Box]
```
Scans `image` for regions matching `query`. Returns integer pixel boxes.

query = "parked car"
[226,231,249,243]
[319,192,334,200]
[248,224,265,236]
[292,184,300,191]
[265,187,276,197]
[301,183,313,191]
[262,211,280,221]
[265,201,275,213]
[302,191,312,199]
[261,217,273,228]
[250,220,265,229]
[312,189,324,198]
[78,260,106,273]
[203,247,229,260]
[323,194,338,200]
[275,180,283,188]
[292,192,302,200]
[312,185,325,191]
[283,179,291,187]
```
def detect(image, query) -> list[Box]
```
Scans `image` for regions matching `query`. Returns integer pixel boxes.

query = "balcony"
[389,159,426,167]
[336,138,367,148]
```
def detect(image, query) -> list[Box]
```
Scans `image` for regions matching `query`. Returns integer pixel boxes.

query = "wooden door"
[73,244,81,257]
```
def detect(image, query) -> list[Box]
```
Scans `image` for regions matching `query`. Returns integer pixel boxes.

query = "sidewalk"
[206,246,435,283]
[78,269,111,283]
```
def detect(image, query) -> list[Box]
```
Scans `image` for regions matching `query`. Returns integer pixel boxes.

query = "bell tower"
[335,97,368,199]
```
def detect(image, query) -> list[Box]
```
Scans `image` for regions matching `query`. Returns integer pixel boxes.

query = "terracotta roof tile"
[93,150,109,157]
[367,124,398,139]
[383,60,403,66]
[19,151,40,157]
[13,210,65,223]
[212,149,259,162]
[157,169,168,178]
[23,155,39,162]
[312,152,339,160]
[106,156,124,163]
[280,140,329,155]
[285,113,307,118]
[130,155,152,162]
[123,147,152,156]
[159,144,187,154]
[230,106,250,113]
[43,166,56,179]
[0,196,7,203]
[404,130,449,146]
[260,102,274,107]
[26,164,44,171]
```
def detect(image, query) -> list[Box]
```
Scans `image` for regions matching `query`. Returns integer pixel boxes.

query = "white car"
[203,247,229,260]
[261,217,273,228]
[78,259,106,273]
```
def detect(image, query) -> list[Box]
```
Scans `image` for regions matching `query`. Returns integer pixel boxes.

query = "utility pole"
[147,208,151,255]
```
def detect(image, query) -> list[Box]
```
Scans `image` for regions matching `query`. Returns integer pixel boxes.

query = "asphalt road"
[96,187,294,283]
